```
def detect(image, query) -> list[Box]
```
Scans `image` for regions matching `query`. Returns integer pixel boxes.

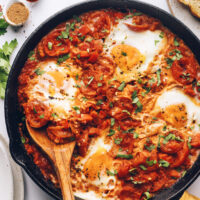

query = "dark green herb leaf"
[96,99,103,106]
[159,159,170,167]
[108,129,115,136]
[174,37,179,47]
[156,68,161,86]
[159,31,164,38]
[144,144,155,152]
[48,42,53,50]
[118,81,126,91]
[111,118,115,127]
[140,165,147,170]
[73,106,80,114]
[116,154,133,159]
[39,114,44,119]
[121,51,127,56]
[106,169,118,176]
[114,138,122,145]
[73,15,82,22]
[57,53,70,64]
[21,136,26,144]
[188,136,192,149]
[34,68,45,75]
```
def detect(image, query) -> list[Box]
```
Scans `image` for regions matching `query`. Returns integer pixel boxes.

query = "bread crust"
[178,0,200,19]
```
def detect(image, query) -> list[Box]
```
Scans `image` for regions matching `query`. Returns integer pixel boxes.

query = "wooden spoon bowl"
[26,121,75,200]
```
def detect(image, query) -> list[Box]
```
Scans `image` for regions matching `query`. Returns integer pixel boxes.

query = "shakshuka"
[18,9,200,200]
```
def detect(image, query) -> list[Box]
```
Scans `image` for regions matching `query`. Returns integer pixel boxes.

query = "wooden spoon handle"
[54,144,75,200]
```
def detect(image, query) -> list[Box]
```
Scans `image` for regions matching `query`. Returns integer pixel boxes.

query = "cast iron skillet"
[4,0,200,199]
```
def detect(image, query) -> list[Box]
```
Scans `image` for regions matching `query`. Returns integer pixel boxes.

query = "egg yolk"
[83,147,113,181]
[47,70,65,88]
[158,104,187,128]
[111,44,145,71]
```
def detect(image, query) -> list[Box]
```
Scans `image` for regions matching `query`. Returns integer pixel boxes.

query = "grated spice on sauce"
[6,2,29,25]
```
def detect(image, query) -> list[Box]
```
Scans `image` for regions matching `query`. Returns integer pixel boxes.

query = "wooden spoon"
[26,121,75,200]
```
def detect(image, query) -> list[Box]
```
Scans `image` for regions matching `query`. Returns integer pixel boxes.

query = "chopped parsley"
[47,42,53,50]
[140,165,147,170]
[144,144,155,152]
[159,31,164,38]
[96,99,103,106]
[156,68,161,86]
[82,96,88,102]
[121,51,127,56]
[106,169,118,176]
[39,114,44,119]
[116,154,133,159]
[108,129,115,136]
[73,15,82,22]
[188,136,192,149]
[118,81,126,91]
[109,102,113,108]
[174,37,179,47]
[122,109,131,115]
[21,136,26,144]
[132,91,143,113]
[114,138,122,145]
[51,113,58,118]
[97,82,102,87]
[111,118,115,127]
[146,158,157,166]
[155,40,160,46]
[159,159,170,167]
[87,76,94,86]
[34,68,45,75]
[33,107,37,114]
[57,53,70,64]
[72,106,80,114]
[144,191,151,200]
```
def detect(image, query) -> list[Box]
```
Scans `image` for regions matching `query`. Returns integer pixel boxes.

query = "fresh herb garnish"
[118,81,126,91]
[106,169,117,176]
[140,165,147,170]
[39,114,44,119]
[116,154,133,159]
[132,91,143,113]
[34,67,45,75]
[114,138,123,145]
[57,53,70,64]
[155,40,160,46]
[159,31,164,38]
[87,76,94,86]
[174,37,179,47]
[146,158,157,166]
[121,51,127,56]
[111,118,115,127]
[156,68,161,86]
[159,159,170,167]
[188,136,192,149]
[108,129,115,136]
[144,144,155,152]
[48,42,53,50]
[21,136,26,144]
[72,106,80,114]
[96,99,103,106]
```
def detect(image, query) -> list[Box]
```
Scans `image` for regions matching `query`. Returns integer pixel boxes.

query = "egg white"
[154,87,200,132]
[27,61,77,119]
[73,136,117,200]
[104,18,166,74]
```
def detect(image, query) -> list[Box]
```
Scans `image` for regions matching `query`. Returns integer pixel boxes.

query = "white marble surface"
[0,0,199,199]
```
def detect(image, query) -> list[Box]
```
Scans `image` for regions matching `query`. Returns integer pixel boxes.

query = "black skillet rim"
[4,0,200,199]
